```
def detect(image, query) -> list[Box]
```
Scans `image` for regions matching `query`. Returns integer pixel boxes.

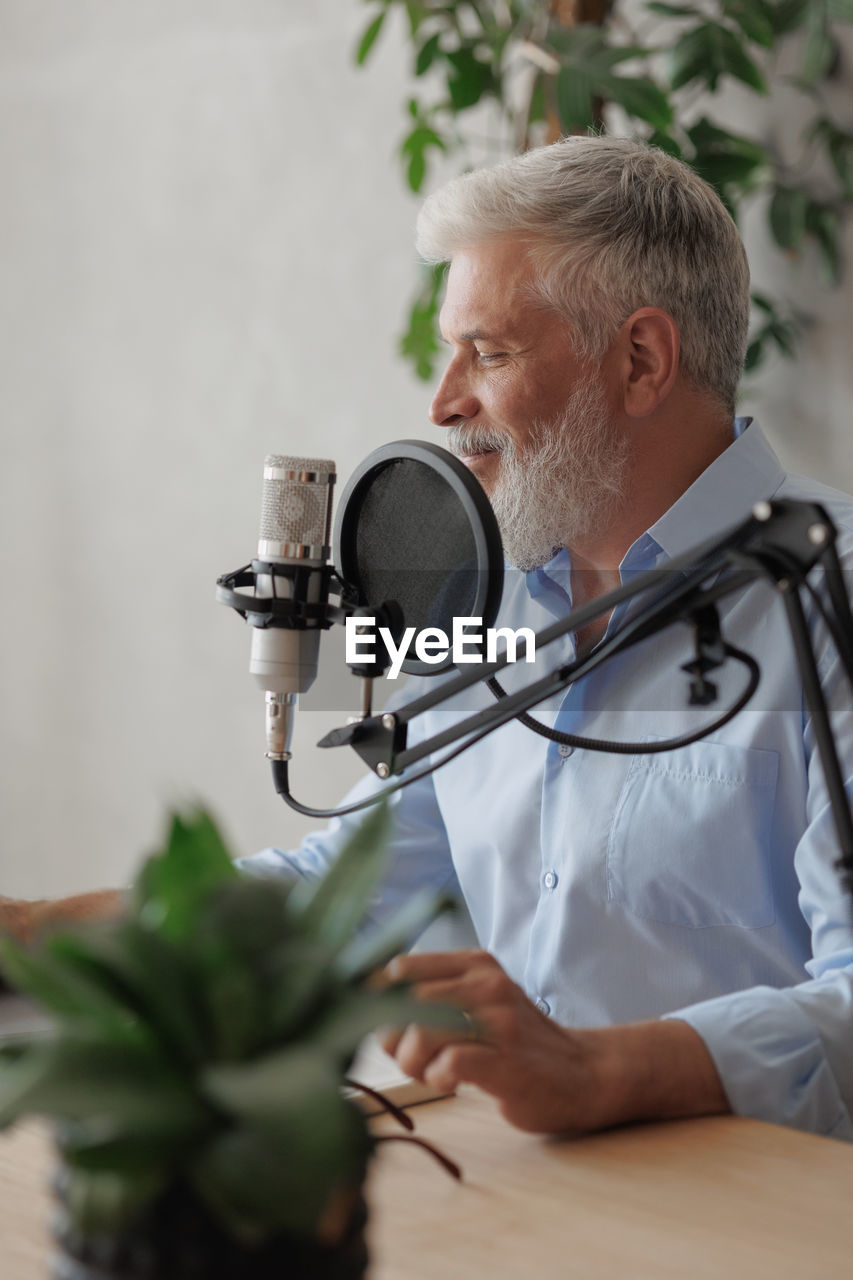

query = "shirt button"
[543,870,558,890]
[535,998,551,1016]
[557,743,574,758]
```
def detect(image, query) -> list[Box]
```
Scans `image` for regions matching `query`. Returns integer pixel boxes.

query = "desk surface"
[2,1088,852,1279]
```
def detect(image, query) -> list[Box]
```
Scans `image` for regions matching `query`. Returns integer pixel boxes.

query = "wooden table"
[2,1087,852,1278]
[367,1087,853,1279]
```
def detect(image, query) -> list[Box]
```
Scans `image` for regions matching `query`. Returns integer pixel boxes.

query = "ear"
[616,308,680,419]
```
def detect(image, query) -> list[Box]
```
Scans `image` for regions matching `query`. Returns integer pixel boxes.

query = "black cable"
[273,642,761,816]
[271,725,504,819]
[486,642,760,755]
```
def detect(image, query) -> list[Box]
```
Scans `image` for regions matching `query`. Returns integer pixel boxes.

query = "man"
[4,137,853,1139]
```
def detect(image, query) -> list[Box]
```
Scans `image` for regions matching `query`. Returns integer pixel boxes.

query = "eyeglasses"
[343,1076,462,1182]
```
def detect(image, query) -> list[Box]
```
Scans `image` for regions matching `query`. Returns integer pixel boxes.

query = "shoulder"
[776,472,853,550]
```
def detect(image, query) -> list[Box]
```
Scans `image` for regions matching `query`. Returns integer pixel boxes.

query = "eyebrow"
[439,329,500,345]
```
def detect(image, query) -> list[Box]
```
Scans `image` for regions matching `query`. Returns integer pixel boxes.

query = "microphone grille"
[259,455,336,554]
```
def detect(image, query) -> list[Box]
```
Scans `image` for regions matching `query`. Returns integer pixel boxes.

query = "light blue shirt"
[243,421,853,1140]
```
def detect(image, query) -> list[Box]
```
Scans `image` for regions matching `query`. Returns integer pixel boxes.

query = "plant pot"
[50,1172,369,1280]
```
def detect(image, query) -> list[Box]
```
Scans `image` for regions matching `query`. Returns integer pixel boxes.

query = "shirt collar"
[527,419,788,604]
[638,418,786,565]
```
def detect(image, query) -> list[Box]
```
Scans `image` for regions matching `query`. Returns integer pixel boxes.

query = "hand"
[379,949,730,1135]
[378,949,610,1134]
[0,890,125,946]
[0,896,44,946]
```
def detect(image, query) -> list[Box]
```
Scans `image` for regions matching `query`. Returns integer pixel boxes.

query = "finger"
[409,969,513,1010]
[422,1042,503,1095]
[392,1023,462,1083]
[384,949,495,985]
[376,1026,405,1058]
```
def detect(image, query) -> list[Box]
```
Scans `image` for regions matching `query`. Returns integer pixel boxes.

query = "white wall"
[1,3,852,896]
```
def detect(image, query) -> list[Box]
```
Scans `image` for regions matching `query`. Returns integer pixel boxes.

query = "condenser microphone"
[248,454,335,759]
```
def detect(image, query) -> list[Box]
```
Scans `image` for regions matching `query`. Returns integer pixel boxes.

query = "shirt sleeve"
[666,571,853,1141]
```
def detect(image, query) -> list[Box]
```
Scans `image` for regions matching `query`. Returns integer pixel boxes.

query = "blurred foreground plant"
[0,805,456,1272]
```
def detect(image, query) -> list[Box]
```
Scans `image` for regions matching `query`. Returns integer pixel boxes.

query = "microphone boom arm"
[314,499,853,887]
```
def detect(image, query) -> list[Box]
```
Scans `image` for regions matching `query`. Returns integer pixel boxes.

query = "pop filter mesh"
[351,458,485,634]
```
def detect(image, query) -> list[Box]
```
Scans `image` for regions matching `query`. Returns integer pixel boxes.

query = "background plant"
[355,0,853,382]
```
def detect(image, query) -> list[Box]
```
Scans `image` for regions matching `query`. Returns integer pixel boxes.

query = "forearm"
[0,889,126,945]
[578,1016,730,1130]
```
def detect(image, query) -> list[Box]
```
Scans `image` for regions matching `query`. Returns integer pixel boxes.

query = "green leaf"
[548,26,644,65]
[668,21,767,93]
[311,987,466,1060]
[187,878,310,1057]
[445,47,498,111]
[336,889,456,981]
[764,0,810,35]
[195,1048,368,1240]
[687,118,770,203]
[806,201,843,281]
[768,185,809,249]
[191,1108,366,1244]
[722,0,777,47]
[750,290,776,315]
[744,335,764,371]
[46,924,215,1065]
[0,1034,208,1136]
[354,9,387,66]
[745,313,801,371]
[202,1045,340,1123]
[527,71,546,127]
[400,123,447,193]
[606,76,673,130]
[668,24,721,91]
[826,0,853,19]
[60,1163,168,1237]
[400,262,445,380]
[645,1,699,14]
[288,804,392,947]
[827,132,853,196]
[415,31,442,76]
[745,292,804,372]
[556,66,595,132]
[647,130,684,159]
[809,115,853,194]
[133,810,237,941]
[58,1121,194,1177]
[801,11,838,83]
[688,117,768,162]
[0,933,122,1028]
[710,25,768,91]
[404,0,427,39]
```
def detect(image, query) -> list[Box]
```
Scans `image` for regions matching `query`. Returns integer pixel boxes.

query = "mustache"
[445,424,512,457]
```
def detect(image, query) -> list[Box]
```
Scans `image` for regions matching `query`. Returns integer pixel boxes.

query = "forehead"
[439,238,546,340]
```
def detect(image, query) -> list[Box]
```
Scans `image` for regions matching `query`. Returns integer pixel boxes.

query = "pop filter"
[333,440,504,676]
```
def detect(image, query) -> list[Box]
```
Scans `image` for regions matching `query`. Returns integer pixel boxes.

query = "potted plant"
[0,805,458,1279]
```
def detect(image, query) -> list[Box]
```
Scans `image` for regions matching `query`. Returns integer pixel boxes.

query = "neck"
[564,400,734,644]
[568,403,734,576]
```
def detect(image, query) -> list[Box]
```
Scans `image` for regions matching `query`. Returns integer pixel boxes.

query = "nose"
[429,355,481,427]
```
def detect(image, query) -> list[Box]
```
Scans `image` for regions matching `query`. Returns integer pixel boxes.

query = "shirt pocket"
[606,738,780,929]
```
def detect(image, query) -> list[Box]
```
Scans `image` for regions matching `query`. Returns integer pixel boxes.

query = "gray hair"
[416,136,750,414]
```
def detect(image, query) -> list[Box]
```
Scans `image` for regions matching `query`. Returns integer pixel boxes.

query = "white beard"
[446,373,629,571]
